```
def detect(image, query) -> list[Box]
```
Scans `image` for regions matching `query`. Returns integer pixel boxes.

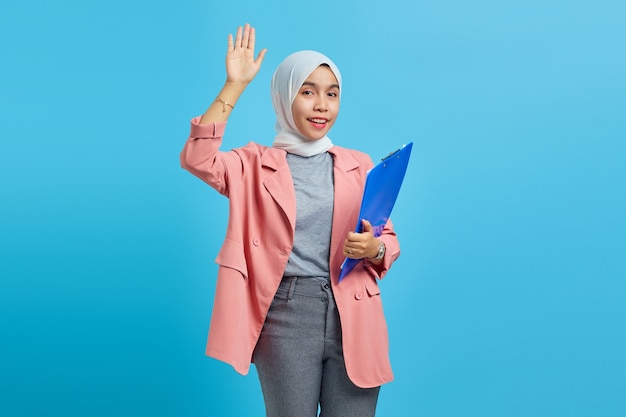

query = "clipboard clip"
[381,144,407,164]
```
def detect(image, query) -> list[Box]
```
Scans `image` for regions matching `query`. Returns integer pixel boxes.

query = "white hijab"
[270,50,342,157]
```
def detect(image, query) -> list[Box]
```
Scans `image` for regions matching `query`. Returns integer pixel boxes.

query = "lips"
[308,117,329,128]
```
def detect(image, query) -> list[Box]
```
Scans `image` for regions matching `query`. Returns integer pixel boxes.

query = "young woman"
[180,24,401,417]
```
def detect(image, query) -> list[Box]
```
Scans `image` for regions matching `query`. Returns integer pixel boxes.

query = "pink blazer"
[180,118,401,388]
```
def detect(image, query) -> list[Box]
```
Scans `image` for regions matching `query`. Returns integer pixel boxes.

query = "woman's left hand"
[343,219,381,259]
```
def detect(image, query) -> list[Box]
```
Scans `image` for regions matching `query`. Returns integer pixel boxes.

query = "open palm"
[226,24,267,84]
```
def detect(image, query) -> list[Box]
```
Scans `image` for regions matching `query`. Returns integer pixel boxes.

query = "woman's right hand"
[198,24,266,124]
[225,23,267,85]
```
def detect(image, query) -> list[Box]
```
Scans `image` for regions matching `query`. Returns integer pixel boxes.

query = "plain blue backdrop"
[1,0,625,416]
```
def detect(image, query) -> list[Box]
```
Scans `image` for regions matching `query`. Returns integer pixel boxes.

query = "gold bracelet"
[215,97,234,112]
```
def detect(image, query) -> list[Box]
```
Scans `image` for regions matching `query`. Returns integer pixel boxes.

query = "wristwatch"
[370,241,386,261]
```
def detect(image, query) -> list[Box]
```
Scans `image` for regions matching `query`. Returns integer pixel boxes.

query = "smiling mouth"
[308,118,329,128]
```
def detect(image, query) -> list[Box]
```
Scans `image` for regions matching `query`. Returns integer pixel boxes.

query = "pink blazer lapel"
[261,148,297,233]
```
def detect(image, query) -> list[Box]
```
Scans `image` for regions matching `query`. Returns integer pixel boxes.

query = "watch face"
[376,243,385,259]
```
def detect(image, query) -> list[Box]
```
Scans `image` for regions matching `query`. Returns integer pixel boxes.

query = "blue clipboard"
[339,142,413,282]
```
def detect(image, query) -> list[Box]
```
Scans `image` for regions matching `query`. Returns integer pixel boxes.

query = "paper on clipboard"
[339,142,413,282]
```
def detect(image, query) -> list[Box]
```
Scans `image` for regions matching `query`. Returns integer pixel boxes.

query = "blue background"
[1,0,625,416]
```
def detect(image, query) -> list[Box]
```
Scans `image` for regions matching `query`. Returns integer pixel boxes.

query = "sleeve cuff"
[190,117,227,139]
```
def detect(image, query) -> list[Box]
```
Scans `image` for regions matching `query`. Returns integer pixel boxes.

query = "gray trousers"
[253,277,380,417]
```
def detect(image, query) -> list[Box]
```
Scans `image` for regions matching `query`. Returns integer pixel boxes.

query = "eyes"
[300,89,338,98]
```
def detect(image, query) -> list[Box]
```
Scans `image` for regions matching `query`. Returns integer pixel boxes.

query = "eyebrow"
[301,81,340,90]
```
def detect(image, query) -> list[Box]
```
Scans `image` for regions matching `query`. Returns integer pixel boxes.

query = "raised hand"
[199,24,267,123]
[226,24,267,85]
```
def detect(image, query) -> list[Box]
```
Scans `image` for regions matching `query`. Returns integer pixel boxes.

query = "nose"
[314,95,328,111]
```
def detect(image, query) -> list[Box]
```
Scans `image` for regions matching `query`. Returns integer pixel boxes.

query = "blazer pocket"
[215,238,249,280]
[364,278,381,297]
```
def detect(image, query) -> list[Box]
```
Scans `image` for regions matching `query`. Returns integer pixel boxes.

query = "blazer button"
[355,292,363,300]
[253,238,260,246]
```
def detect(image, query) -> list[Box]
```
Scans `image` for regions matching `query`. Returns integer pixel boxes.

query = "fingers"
[343,236,367,259]
[344,220,378,259]
[242,23,251,49]
[256,48,268,65]
[231,23,253,50]
[247,25,255,50]
[233,25,243,49]
[343,242,372,259]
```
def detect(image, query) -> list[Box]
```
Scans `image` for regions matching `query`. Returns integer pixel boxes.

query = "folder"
[339,142,413,282]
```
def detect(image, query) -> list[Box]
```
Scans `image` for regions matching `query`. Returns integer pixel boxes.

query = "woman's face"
[291,65,340,140]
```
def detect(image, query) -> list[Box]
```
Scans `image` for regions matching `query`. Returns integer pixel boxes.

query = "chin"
[299,131,326,141]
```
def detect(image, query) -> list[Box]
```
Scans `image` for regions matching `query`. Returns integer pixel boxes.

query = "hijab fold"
[270,50,342,157]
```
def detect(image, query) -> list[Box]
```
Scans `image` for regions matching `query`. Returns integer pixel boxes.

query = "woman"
[180,23,401,417]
